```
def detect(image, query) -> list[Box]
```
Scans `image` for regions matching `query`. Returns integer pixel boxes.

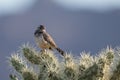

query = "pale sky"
[0,0,120,17]
[0,0,36,16]
[52,0,120,11]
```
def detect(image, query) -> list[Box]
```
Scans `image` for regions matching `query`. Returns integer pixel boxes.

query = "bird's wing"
[43,32,57,48]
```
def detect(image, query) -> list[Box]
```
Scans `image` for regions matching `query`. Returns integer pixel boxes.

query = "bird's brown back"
[42,32,57,48]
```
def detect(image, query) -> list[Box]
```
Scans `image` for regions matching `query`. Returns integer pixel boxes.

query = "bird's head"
[34,25,46,36]
[38,25,46,31]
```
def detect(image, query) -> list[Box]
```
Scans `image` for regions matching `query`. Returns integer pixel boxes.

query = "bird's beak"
[34,30,38,36]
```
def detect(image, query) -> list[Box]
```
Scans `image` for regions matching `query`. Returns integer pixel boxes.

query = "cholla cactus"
[8,43,120,80]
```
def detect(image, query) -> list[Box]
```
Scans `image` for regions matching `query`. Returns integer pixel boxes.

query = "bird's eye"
[39,31,43,33]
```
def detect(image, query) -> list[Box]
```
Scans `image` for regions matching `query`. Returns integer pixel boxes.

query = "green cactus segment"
[8,43,120,80]
[22,68,38,80]
[22,47,41,64]
[9,74,18,80]
[10,54,25,73]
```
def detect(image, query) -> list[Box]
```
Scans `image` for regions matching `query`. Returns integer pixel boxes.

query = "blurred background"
[0,0,120,79]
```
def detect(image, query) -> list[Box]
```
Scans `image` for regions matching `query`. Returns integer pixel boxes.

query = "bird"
[34,25,65,56]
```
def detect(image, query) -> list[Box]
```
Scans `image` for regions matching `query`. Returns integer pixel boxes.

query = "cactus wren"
[34,25,64,56]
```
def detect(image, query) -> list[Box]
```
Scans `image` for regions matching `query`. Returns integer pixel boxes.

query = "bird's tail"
[56,47,65,56]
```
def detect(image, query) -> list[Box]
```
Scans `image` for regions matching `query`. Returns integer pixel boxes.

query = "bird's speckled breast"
[35,35,50,49]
